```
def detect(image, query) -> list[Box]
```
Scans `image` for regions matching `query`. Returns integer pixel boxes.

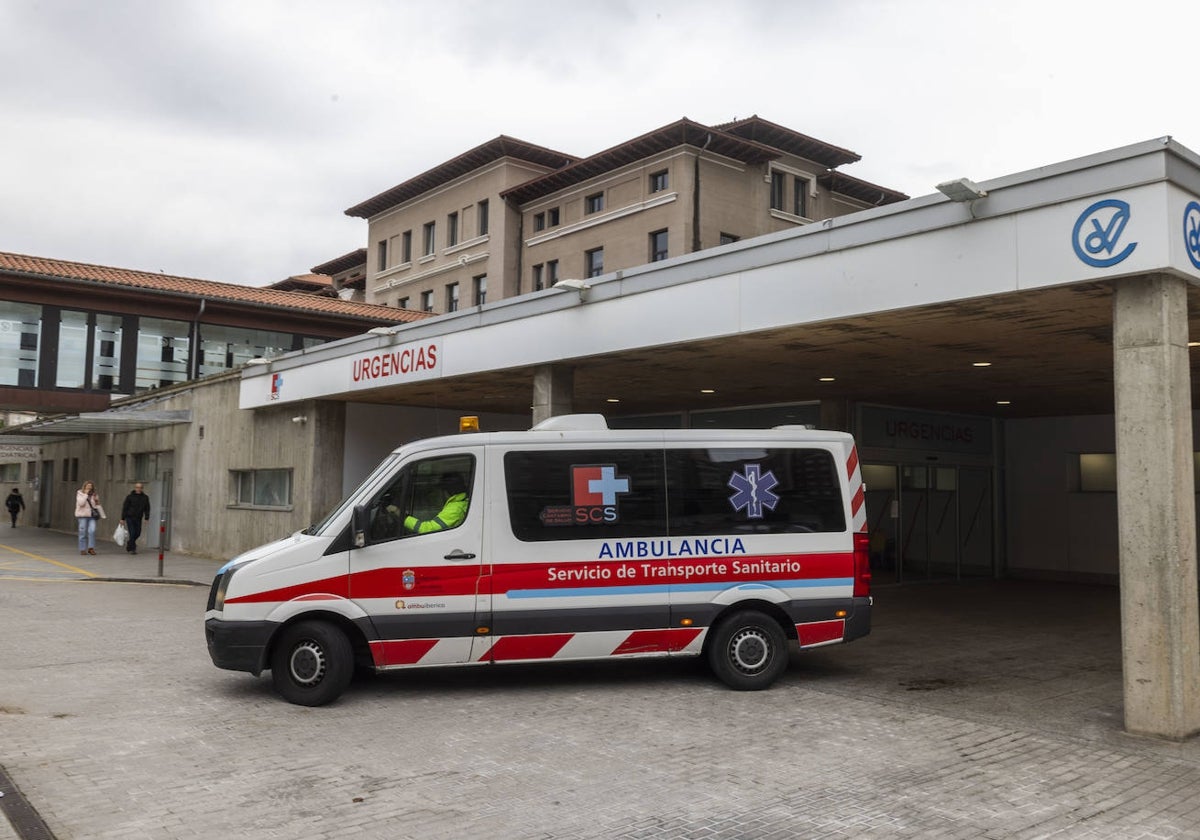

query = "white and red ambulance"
[205,414,872,705]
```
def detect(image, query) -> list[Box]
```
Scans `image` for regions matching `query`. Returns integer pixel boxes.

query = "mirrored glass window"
[56,310,89,388]
[136,317,190,390]
[0,302,41,387]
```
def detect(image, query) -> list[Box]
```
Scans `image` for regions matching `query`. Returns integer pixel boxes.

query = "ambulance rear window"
[665,448,845,535]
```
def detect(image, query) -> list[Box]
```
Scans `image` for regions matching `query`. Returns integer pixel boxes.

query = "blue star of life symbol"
[728,464,780,519]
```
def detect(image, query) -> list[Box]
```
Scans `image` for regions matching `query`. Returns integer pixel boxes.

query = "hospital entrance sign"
[238,338,441,408]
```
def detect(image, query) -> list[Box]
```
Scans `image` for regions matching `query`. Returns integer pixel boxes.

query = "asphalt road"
[3,548,1200,838]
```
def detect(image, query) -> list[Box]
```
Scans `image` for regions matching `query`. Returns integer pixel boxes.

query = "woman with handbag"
[74,480,103,556]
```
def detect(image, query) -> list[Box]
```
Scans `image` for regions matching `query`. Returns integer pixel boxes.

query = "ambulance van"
[205,414,872,705]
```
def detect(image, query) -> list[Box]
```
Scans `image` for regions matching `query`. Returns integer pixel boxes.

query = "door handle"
[444,550,476,561]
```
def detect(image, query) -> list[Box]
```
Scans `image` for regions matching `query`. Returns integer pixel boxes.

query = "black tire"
[706,610,789,691]
[270,620,354,706]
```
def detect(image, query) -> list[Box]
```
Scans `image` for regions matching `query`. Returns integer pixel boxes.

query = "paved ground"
[2,524,1200,839]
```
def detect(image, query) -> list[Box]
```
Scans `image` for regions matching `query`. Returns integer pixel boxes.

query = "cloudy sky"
[3,0,1197,287]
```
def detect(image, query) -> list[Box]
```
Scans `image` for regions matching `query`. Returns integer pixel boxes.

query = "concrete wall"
[39,373,346,562]
[1004,412,1200,582]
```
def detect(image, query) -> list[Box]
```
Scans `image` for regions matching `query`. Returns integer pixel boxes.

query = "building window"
[70,458,79,482]
[0,301,41,388]
[423,222,436,256]
[231,468,293,508]
[794,177,810,218]
[56,309,88,388]
[196,325,299,378]
[650,170,668,193]
[548,207,560,227]
[473,274,487,305]
[585,192,604,214]
[532,263,544,291]
[649,229,669,262]
[585,247,604,278]
[401,230,412,263]
[93,313,122,391]
[533,212,545,232]
[377,239,388,271]
[547,259,559,285]
[478,199,489,236]
[421,290,434,312]
[398,296,409,309]
[135,317,190,390]
[132,452,158,481]
[447,212,459,247]
[446,283,460,312]
[719,232,740,245]
[770,171,785,211]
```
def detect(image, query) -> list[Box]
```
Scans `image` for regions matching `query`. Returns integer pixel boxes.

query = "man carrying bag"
[120,483,151,555]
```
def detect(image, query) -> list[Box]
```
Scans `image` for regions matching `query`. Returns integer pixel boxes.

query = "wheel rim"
[729,628,770,674]
[288,640,326,686]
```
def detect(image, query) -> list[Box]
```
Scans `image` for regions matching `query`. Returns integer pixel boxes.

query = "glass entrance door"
[863,462,993,582]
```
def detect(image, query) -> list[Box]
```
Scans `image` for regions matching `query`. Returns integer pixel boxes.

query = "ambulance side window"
[666,448,846,535]
[365,455,475,543]
[504,448,666,542]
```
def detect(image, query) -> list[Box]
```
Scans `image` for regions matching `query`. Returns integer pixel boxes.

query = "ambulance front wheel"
[270,620,354,706]
[707,610,788,691]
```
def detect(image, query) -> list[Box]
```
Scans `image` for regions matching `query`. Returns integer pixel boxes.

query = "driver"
[404,474,469,534]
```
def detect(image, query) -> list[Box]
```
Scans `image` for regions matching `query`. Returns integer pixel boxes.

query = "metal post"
[157,517,165,577]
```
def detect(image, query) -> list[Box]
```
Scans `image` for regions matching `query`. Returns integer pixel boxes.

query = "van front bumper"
[205,618,275,676]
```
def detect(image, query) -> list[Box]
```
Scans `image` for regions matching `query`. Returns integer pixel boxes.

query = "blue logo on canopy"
[1072,199,1137,267]
[1184,201,1200,270]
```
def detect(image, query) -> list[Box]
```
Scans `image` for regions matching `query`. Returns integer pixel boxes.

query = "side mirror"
[352,504,369,548]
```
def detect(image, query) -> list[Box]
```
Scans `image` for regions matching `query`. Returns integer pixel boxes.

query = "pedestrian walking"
[74,480,103,555]
[5,487,25,527]
[120,483,151,555]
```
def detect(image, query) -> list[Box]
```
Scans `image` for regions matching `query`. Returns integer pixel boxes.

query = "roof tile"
[0,251,430,322]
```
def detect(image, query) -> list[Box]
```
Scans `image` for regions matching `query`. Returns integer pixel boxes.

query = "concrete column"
[1113,274,1200,739]
[532,364,574,426]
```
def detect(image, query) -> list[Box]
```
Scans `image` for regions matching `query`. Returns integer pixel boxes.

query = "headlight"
[208,568,236,611]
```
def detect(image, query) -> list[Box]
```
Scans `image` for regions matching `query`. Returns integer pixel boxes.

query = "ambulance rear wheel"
[707,610,788,691]
[270,620,354,706]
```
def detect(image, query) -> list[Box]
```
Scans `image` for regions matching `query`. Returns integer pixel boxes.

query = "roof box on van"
[530,414,610,432]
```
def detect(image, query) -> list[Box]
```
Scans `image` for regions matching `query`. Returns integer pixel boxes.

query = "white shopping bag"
[113,521,128,546]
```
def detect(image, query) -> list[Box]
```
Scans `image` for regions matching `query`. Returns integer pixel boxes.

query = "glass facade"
[0,302,41,387]
[1,302,326,398]
[56,310,89,388]
[93,313,122,391]
[136,318,190,390]
[198,325,300,377]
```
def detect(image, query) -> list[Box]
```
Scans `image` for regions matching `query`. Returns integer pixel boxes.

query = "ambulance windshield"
[306,453,402,536]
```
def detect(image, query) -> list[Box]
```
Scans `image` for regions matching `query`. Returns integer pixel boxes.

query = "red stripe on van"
[484,634,573,661]
[850,484,865,522]
[846,446,859,477]
[225,577,350,605]
[370,639,439,667]
[612,628,703,655]
[796,619,845,647]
